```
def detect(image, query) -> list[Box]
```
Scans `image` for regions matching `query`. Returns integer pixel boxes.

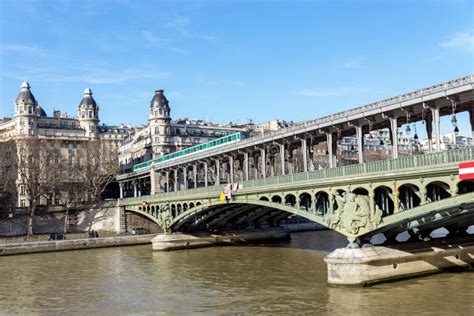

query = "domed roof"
[150,89,169,109]
[78,88,97,109]
[15,81,37,106]
[37,106,47,117]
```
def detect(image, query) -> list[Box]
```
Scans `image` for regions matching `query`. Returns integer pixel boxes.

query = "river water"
[0,231,473,315]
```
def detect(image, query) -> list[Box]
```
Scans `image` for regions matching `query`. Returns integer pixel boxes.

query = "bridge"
[118,75,474,246]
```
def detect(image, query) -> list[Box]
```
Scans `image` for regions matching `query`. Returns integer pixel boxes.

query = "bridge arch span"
[284,193,297,206]
[169,199,333,233]
[271,195,283,203]
[352,187,369,196]
[458,179,474,194]
[425,180,452,202]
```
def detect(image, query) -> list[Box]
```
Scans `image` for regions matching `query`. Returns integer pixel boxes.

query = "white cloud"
[196,77,244,87]
[164,16,217,43]
[141,30,187,54]
[440,30,474,52]
[295,86,370,97]
[165,17,190,30]
[2,64,170,85]
[341,57,366,69]
[0,44,45,56]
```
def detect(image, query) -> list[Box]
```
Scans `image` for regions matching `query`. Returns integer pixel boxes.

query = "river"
[0,231,473,315]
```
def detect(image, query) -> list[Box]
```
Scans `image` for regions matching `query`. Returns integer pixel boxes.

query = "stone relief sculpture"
[157,204,172,233]
[324,192,382,235]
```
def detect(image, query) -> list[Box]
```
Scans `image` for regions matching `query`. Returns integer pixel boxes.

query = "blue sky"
[0,0,473,135]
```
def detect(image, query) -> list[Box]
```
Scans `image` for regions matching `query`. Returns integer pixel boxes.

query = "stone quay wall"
[0,202,161,237]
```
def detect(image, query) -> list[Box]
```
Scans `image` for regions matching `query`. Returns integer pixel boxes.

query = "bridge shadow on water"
[249,229,348,253]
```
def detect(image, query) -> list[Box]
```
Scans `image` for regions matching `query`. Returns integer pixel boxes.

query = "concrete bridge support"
[388,116,399,159]
[243,152,249,181]
[325,240,474,286]
[325,132,337,168]
[355,125,364,164]
[425,118,433,153]
[431,107,441,152]
[469,109,474,141]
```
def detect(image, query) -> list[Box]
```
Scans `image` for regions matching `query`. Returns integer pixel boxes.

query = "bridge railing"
[121,147,473,205]
[240,147,473,189]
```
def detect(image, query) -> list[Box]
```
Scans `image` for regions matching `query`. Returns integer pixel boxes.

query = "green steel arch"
[124,192,474,243]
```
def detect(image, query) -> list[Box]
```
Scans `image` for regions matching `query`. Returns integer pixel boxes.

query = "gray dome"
[37,106,47,117]
[15,81,37,105]
[150,89,169,109]
[79,88,97,109]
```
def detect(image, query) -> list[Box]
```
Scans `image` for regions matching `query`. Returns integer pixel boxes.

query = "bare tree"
[79,140,119,203]
[0,140,16,211]
[56,152,83,233]
[17,138,58,239]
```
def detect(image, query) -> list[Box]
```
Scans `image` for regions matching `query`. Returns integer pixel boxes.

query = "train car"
[133,132,245,172]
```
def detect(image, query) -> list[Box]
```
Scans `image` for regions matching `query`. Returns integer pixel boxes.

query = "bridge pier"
[325,239,474,286]
[151,228,290,251]
[469,108,474,142]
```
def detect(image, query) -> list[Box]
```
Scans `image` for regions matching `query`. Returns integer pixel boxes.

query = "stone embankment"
[0,235,154,256]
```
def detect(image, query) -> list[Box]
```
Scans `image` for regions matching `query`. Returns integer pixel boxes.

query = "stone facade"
[118,89,252,174]
[0,82,132,207]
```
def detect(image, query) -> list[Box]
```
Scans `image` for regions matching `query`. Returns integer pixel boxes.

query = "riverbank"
[0,234,154,256]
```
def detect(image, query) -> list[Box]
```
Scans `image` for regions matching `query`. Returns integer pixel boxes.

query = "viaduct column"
[204,162,208,187]
[182,166,187,190]
[243,152,249,181]
[133,180,138,197]
[431,107,441,152]
[425,118,433,153]
[389,117,399,159]
[355,125,364,164]
[279,143,285,175]
[229,156,234,183]
[301,139,308,172]
[261,148,266,178]
[325,132,336,168]
[469,109,474,142]
[215,159,220,185]
[193,165,197,189]
[174,169,178,192]
[150,170,156,195]
[165,171,169,192]
[119,183,124,199]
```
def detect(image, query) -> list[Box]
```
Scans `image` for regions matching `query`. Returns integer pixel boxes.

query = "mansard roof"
[37,106,47,117]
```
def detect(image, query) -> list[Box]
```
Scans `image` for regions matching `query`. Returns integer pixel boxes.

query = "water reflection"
[0,231,472,314]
